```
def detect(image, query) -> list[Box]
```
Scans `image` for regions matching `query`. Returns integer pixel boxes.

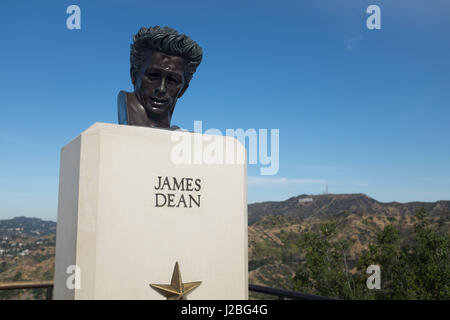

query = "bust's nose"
[155,77,167,96]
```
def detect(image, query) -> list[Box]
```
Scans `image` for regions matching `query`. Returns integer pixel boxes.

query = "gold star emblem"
[150,261,201,300]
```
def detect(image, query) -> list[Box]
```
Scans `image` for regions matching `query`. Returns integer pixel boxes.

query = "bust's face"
[133,51,188,122]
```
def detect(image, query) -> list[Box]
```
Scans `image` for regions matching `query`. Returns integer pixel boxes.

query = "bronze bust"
[118,26,203,129]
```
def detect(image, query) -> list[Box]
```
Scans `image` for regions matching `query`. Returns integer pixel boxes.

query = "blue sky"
[1,0,449,220]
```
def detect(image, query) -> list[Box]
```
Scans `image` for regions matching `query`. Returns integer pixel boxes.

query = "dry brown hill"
[248,193,450,224]
[248,194,449,290]
[0,194,448,298]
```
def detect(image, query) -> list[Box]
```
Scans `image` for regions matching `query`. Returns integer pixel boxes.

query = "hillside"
[248,194,449,291]
[0,216,56,238]
[248,193,450,225]
[0,193,448,299]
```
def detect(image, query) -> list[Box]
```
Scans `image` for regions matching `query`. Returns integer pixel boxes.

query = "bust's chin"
[143,102,173,119]
[135,93,173,118]
[117,90,176,129]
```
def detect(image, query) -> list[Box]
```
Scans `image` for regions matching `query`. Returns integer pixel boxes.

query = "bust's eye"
[146,72,160,79]
[167,76,180,85]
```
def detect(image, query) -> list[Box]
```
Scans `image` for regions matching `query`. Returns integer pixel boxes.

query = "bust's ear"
[178,83,189,98]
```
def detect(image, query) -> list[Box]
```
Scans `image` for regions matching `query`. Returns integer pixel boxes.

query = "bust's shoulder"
[118,90,138,108]
[117,91,129,125]
[118,91,150,126]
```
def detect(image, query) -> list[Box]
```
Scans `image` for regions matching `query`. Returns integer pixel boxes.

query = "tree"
[358,209,449,299]
[404,209,449,299]
[293,209,449,299]
[357,224,408,299]
[293,221,367,299]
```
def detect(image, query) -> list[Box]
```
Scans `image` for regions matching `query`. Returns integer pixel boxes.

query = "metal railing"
[0,281,53,300]
[0,281,337,300]
[249,284,338,300]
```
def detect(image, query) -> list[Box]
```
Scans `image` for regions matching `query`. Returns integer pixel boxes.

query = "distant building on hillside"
[19,249,30,256]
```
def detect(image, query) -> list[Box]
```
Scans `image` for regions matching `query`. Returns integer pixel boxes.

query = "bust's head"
[129,26,203,127]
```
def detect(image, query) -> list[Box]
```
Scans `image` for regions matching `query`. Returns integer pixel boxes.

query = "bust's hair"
[130,26,203,84]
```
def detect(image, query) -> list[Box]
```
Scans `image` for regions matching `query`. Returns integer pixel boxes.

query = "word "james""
[154,176,201,191]
[154,176,202,208]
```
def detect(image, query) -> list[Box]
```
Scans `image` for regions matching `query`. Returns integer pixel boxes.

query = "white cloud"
[346,35,364,52]
[295,164,353,172]
[248,176,326,185]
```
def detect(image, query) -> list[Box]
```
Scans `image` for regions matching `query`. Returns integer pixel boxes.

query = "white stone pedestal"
[53,123,248,300]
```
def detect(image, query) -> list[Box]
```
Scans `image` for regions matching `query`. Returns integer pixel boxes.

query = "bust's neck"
[121,91,172,128]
